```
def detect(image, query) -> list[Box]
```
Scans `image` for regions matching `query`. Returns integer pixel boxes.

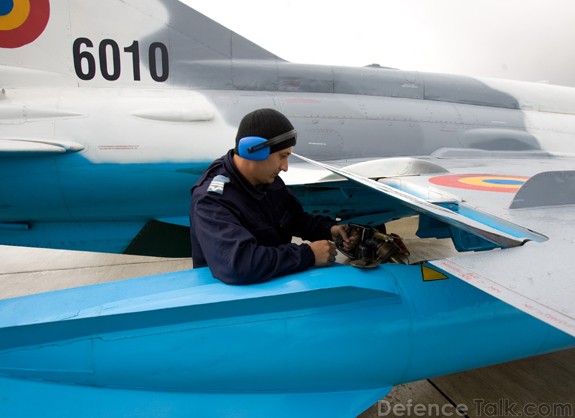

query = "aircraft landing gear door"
[299,128,344,159]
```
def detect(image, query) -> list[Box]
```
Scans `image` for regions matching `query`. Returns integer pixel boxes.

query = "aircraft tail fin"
[0,0,282,87]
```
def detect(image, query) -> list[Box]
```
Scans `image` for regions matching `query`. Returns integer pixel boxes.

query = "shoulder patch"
[207,175,230,195]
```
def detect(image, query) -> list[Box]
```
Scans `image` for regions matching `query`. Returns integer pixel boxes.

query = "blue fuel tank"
[0,263,572,417]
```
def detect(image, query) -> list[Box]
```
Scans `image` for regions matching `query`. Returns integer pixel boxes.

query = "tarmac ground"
[0,217,573,418]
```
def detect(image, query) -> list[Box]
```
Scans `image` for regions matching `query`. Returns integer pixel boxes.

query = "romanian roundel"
[0,0,50,48]
[429,174,528,193]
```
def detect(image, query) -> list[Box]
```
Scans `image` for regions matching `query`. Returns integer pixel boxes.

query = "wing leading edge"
[293,154,543,249]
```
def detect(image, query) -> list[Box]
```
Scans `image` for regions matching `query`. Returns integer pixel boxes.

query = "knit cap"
[235,108,297,154]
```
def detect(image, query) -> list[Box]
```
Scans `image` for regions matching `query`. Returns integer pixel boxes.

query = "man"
[190,108,352,285]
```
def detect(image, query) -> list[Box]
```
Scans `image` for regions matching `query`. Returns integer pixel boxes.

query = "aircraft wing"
[292,153,575,337]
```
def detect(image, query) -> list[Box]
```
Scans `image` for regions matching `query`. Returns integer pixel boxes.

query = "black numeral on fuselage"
[73,38,169,82]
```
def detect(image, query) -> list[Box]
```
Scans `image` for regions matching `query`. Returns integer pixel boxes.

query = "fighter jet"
[0,0,574,417]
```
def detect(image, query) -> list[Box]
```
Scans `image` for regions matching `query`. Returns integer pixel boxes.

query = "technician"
[190,108,352,284]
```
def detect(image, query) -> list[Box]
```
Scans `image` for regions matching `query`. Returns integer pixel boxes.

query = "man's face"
[252,146,293,185]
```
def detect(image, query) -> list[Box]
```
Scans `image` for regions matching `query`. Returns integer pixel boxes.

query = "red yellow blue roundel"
[429,174,528,193]
[0,0,50,48]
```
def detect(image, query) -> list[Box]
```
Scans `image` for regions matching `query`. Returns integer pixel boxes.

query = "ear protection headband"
[237,129,297,161]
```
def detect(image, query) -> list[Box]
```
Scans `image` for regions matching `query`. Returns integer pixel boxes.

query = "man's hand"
[309,240,337,266]
[330,224,359,253]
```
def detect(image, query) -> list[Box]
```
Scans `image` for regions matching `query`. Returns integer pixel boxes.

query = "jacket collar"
[223,150,269,200]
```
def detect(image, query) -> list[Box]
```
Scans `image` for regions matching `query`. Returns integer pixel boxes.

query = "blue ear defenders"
[237,129,297,161]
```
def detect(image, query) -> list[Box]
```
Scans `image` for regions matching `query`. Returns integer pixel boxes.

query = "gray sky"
[182,0,575,87]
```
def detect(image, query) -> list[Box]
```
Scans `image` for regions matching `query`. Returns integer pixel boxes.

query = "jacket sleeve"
[286,188,336,242]
[192,194,316,285]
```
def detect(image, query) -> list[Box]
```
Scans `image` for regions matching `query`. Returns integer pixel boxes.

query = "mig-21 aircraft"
[0,0,574,416]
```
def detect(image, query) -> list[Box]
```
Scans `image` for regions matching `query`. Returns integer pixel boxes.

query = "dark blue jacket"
[190,150,335,284]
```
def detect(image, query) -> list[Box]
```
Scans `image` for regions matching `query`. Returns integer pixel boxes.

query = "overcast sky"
[181,0,575,87]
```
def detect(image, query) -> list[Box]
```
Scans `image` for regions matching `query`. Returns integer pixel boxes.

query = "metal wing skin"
[291,153,575,337]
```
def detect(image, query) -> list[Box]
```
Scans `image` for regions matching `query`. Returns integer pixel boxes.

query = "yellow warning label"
[422,265,449,281]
